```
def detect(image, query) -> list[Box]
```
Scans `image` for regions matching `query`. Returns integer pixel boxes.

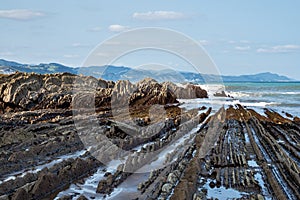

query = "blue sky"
[0,0,300,79]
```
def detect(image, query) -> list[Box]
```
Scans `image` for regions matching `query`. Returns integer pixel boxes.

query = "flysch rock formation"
[0,72,299,200]
[0,73,207,113]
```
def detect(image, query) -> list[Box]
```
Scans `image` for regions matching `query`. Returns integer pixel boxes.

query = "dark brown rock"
[0,73,207,113]
[11,188,30,200]
[31,173,60,199]
[96,180,108,194]
[77,195,88,200]
[163,82,208,99]
[213,91,227,97]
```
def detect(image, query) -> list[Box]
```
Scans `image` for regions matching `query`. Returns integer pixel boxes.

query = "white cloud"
[0,9,44,20]
[132,11,185,20]
[108,24,130,32]
[257,45,300,53]
[235,46,251,51]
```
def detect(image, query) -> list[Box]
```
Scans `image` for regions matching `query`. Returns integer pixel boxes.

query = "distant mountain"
[77,65,131,81]
[222,72,293,82]
[0,59,295,83]
[0,59,76,74]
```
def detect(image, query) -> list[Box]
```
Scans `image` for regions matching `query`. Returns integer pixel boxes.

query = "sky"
[0,0,300,79]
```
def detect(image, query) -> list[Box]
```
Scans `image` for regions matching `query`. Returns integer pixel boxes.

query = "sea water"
[225,82,300,117]
[180,82,300,117]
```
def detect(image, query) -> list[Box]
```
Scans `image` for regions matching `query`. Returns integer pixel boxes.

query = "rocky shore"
[0,72,299,200]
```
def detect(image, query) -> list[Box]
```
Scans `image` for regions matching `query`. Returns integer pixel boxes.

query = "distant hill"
[0,59,76,74]
[0,59,295,83]
[221,72,293,82]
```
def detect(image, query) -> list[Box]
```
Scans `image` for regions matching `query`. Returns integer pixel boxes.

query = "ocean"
[225,82,300,117]
[180,82,300,118]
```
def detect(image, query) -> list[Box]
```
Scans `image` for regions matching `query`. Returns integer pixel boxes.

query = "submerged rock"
[213,91,228,97]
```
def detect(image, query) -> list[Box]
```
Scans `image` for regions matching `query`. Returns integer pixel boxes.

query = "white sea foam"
[240,101,280,107]
[284,91,300,95]
[179,98,279,110]
[198,84,226,97]
[227,91,260,98]
[227,91,300,98]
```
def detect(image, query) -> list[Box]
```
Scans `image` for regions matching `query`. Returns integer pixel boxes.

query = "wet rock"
[0,195,9,200]
[193,192,207,200]
[77,195,88,200]
[257,194,264,200]
[31,173,60,199]
[163,82,208,99]
[0,173,37,196]
[96,180,108,194]
[284,112,293,118]
[2,72,299,200]
[104,172,112,177]
[293,116,300,123]
[11,188,30,200]
[167,173,178,185]
[161,183,173,194]
[199,106,207,111]
[106,174,114,186]
[214,91,228,97]
[209,181,215,188]
[138,182,144,191]
[57,195,72,200]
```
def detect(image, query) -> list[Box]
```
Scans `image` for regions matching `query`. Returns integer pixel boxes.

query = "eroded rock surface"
[0,73,207,114]
[0,72,299,200]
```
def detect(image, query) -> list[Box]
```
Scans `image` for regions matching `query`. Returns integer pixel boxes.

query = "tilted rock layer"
[0,73,207,113]
[1,72,298,200]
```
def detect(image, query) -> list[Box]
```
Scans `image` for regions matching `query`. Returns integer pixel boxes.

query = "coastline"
[0,72,299,200]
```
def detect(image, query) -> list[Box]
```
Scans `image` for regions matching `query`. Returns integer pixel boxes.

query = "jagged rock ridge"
[0,72,207,113]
